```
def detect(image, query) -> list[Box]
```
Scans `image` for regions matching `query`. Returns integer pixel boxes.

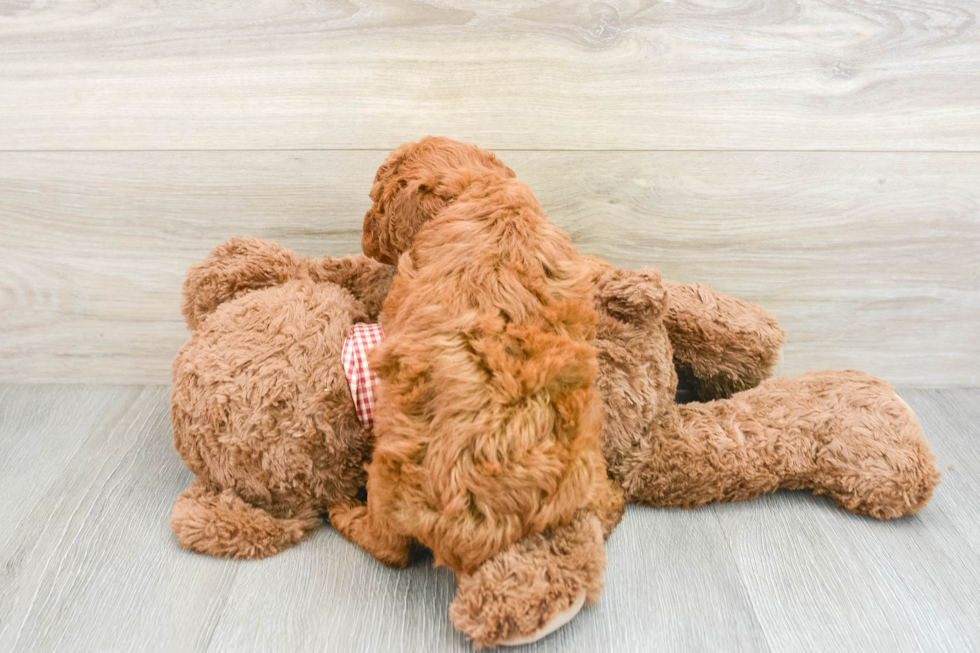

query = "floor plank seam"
[710,510,777,653]
[201,566,240,653]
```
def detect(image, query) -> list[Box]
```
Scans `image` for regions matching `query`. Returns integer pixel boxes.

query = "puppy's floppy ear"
[434,169,478,200]
[363,147,419,264]
[409,170,438,196]
[379,170,458,254]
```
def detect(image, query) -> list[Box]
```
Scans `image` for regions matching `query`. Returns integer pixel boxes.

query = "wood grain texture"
[0,385,120,552]
[2,150,977,385]
[0,385,977,652]
[0,0,978,151]
[0,385,239,653]
[207,506,770,653]
[898,389,980,557]
[710,388,980,652]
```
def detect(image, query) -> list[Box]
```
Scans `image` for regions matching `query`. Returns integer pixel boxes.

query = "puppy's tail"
[170,477,320,560]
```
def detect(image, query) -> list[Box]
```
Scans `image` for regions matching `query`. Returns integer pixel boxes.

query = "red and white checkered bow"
[342,322,384,429]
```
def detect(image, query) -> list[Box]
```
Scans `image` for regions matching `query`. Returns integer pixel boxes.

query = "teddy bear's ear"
[306,254,396,323]
[596,267,666,325]
[181,238,305,330]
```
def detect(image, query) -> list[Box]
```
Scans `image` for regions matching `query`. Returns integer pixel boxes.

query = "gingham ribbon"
[341,322,384,429]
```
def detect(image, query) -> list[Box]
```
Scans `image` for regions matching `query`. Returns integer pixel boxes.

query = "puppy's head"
[362,136,515,264]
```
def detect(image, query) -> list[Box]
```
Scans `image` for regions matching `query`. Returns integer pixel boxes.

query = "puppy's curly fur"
[334,137,620,574]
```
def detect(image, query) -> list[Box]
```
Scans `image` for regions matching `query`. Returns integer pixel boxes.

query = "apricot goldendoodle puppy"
[330,138,622,574]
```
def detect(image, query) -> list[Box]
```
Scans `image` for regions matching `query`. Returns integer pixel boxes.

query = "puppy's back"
[369,179,616,573]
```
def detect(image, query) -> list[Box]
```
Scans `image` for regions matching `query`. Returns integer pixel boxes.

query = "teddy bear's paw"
[498,593,586,646]
[449,511,606,648]
[170,478,320,560]
[804,373,941,519]
[450,577,587,649]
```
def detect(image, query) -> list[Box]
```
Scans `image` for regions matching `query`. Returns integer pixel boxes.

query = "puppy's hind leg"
[328,500,412,569]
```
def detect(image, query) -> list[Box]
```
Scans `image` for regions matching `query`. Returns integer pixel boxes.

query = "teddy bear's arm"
[661,279,785,401]
[306,255,396,322]
[181,237,307,330]
[171,478,320,559]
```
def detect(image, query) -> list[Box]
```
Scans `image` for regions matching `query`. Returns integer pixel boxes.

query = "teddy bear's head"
[361,136,516,264]
[172,240,397,534]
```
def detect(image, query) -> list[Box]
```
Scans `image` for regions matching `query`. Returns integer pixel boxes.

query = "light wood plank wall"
[1,0,978,386]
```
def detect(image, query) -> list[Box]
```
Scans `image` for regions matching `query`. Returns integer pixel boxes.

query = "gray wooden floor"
[0,385,977,652]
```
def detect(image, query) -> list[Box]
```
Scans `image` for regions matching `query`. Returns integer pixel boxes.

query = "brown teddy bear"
[170,139,938,650]
[170,238,394,559]
[170,237,938,648]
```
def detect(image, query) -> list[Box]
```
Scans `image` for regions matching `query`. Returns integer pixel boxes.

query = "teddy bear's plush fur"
[170,239,394,558]
[170,138,939,648]
[584,259,938,517]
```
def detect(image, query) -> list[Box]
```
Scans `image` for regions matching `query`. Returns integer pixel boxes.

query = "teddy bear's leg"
[622,370,940,519]
[448,510,606,648]
[661,279,785,401]
[181,237,308,330]
[170,477,320,560]
[327,500,413,569]
[781,371,941,518]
